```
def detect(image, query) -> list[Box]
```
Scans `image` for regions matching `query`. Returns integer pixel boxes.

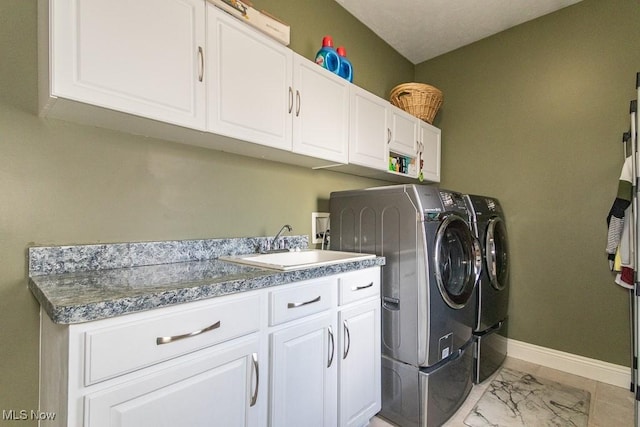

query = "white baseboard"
[507,338,631,389]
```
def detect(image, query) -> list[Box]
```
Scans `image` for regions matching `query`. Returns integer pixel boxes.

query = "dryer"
[330,184,481,427]
[464,194,510,383]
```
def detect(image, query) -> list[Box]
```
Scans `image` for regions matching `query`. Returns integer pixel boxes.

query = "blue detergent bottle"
[336,46,353,82]
[315,36,340,74]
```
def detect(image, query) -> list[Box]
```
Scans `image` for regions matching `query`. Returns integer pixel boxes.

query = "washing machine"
[464,194,510,383]
[330,184,481,427]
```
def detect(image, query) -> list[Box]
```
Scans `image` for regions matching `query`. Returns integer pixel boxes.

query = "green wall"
[415,0,640,364]
[258,0,415,98]
[0,0,408,423]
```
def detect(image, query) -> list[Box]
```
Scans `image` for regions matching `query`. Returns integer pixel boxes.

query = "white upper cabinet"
[419,120,442,182]
[207,3,293,151]
[348,85,389,170]
[207,4,348,164]
[291,53,350,164]
[40,0,438,179]
[338,84,442,182]
[44,0,206,129]
[387,104,418,156]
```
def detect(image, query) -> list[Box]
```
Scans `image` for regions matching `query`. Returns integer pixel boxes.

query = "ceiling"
[334,0,583,64]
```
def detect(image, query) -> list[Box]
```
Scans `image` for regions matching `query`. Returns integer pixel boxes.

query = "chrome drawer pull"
[343,320,351,359]
[250,352,259,407]
[327,326,335,368]
[288,86,293,114]
[287,295,321,309]
[351,282,373,291]
[156,320,221,345]
[197,46,204,82]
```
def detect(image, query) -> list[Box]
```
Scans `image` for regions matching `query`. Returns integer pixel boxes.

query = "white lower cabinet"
[270,313,337,426]
[39,267,381,427]
[268,268,381,427]
[338,299,381,427]
[85,336,260,427]
[40,291,265,427]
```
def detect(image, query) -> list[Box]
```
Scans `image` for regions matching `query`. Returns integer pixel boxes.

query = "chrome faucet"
[268,224,292,252]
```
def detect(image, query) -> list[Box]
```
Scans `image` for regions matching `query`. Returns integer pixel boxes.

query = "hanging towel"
[616,267,634,289]
[606,155,635,287]
[607,215,624,268]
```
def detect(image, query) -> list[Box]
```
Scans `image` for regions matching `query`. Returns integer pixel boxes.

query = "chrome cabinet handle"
[250,352,259,407]
[156,320,220,345]
[351,282,373,291]
[327,326,335,368]
[287,295,321,308]
[288,87,293,114]
[343,320,350,359]
[295,90,301,116]
[387,128,391,143]
[197,46,204,82]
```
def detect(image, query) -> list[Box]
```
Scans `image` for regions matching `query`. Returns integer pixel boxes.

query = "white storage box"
[208,0,290,46]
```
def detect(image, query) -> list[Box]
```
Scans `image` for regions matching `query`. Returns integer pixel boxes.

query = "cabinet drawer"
[269,278,336,326]
[85,294,260,385]
[339,268,380,305]
[85,336,260,427]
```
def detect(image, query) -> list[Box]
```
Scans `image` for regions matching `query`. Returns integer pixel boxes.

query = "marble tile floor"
[369,356,635,427]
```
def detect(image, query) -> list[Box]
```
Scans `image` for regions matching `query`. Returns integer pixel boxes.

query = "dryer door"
[434,214,481,309]
[486,216,509,291]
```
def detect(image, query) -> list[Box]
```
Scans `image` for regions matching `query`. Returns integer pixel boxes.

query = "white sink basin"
[220,250,376,271]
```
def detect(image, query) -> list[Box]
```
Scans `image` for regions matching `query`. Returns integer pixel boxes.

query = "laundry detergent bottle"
[336,46,353,82]
[315,36,340,74]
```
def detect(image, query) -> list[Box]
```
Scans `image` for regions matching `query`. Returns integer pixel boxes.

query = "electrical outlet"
[311,212,330,245]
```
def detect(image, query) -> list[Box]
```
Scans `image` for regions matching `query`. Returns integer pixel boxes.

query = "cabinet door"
[85,335,261,427]
[207,4,293,151]
[338,299,381,427]
[270,313,337,427]
[419,121,442,182]
[349,86,388,170]
[387,104,417,156]
[50,0,206,129]
[292,53,349,164]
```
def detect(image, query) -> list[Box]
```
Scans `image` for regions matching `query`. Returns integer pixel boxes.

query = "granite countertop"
[27,236,385,324]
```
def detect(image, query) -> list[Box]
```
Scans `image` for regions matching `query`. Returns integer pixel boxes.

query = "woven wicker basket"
[389,83,443,124]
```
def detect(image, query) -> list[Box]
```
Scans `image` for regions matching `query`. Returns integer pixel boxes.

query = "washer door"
[486,216,509,291]
[434,214,481,309]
